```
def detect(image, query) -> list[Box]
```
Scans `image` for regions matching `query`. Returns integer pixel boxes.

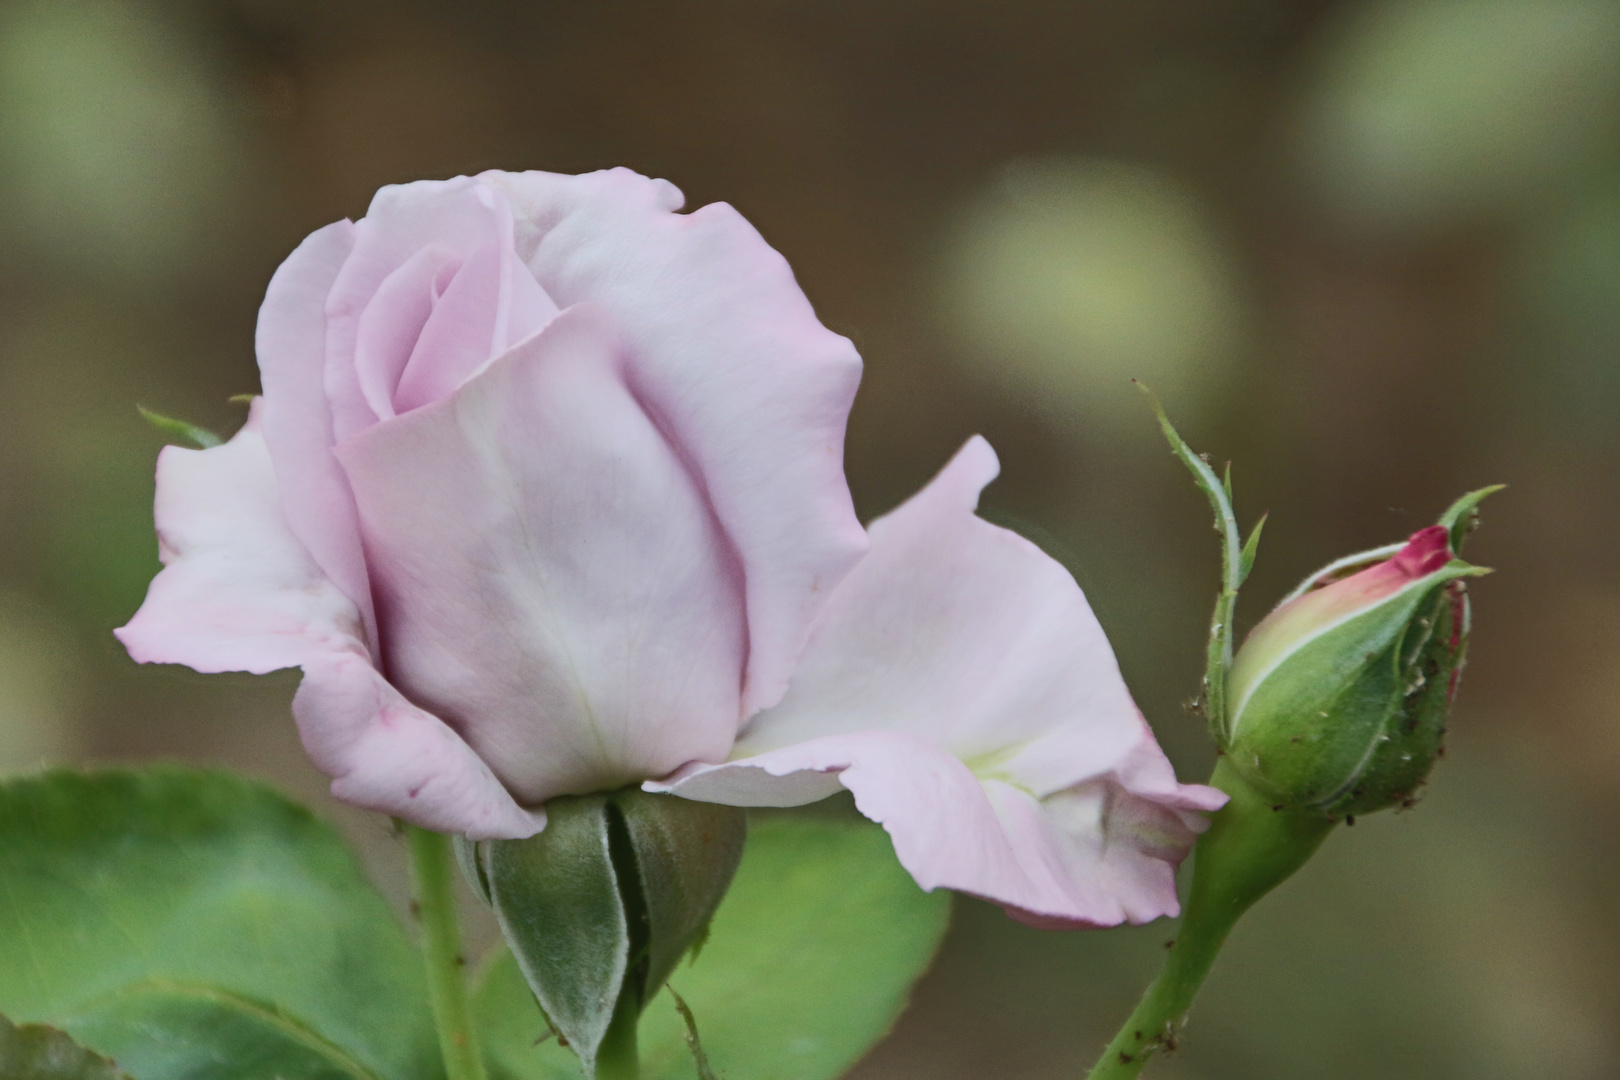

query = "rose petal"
[394,239,557,412]
[486,168,869,718]
[729,437,1179,794]
[296,649,544,839]
[255,219,378,641]
[353,243,460,420]
[325,177,555,442]
[335,304,746,806]
[652,729,1191,926]
[651,436,1225,925]
[117,401,541,839]
[116,401,362,673]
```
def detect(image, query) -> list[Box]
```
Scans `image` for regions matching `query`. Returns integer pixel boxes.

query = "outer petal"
[485,168,868,717]
[255,219,378,641]
[655,730,1196,926]
[116,403,542,839]
[295,650,544,840]
[334,304,746,806]
[653,436,1225,926]
[116,401,359,673]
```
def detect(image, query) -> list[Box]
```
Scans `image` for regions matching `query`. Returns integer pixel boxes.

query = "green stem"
[1084,760,1336,1080]
[407,825,489,1080]
[594,992,640,1080]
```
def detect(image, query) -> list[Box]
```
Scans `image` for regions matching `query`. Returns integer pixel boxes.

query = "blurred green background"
[0,1,1613,1077]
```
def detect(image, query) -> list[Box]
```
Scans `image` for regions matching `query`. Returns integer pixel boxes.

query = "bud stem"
[1083,760,1335,1079]
[407,824,490,1080]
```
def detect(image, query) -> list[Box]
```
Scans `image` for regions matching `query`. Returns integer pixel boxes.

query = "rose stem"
[1083,760,1335,1079]
[407,824,490,1080]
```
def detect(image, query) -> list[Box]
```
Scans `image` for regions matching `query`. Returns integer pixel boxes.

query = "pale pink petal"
[725,436,1180,795]
[485,168,868,718]
[394,241,557,412]
[652,436,1224,926]
[353,244,460,420]
[334,304,746,806]
[324,177,555,441]
[117,402,540,839]
[116,401,360,674]
[295,650,544,840]
[255,219,378,642]
[653,730,1186,926]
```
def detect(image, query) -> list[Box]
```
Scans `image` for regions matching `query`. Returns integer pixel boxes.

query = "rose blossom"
[118,168,1223,927]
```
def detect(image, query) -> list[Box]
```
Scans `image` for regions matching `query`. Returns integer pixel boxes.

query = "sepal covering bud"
[457,789,746,1075]
[1225,510,1491,817]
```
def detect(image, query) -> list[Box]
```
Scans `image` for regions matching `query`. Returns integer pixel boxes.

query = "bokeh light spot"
[942,158,1245,433]
[1299,0,1620,233]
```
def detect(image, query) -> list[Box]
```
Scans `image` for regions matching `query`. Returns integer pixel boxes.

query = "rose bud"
[117,169,1221,957]
[1223,500,1494,818]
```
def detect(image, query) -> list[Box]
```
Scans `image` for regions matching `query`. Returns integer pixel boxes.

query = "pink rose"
[119,169,1222,927]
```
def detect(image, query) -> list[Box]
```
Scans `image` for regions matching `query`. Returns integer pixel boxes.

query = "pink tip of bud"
[1391,525,1452,579]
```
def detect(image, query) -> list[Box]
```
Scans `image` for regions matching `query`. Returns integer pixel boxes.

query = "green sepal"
[1437,484,1506,554]
[0,1014,131,1080]
[474,812,951,1080]
[452,833,492,906]
[615,790,747,1005]
[482,794,623,1075]
[137,405,222,448]
[473,790,745,1076]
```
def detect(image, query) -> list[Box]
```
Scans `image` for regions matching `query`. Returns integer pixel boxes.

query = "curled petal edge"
[649,727,1220,928]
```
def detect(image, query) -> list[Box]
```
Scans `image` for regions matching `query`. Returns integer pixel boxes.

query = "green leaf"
[136,406,222,448]
[0,768,442,1080]
[0,1013,131,1080]
[475,812,951,1080]
[60,982,383,1080]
